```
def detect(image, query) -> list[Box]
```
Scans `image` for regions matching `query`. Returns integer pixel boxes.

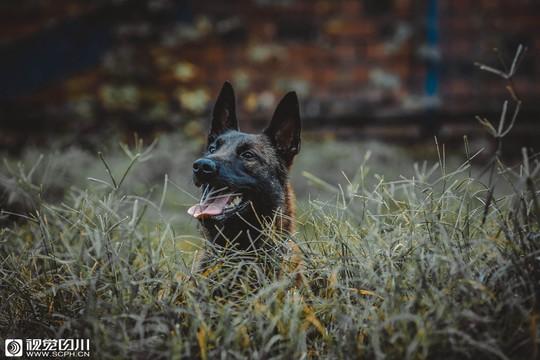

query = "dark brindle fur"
[188,82,301,254]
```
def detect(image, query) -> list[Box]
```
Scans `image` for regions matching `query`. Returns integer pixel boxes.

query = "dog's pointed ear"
[264,91,301,166]
[209,81,238,142]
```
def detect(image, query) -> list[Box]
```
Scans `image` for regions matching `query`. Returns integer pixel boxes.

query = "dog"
[187,82,301,259]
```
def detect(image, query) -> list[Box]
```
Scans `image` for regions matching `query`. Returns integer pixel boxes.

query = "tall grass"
[1,46,539,359]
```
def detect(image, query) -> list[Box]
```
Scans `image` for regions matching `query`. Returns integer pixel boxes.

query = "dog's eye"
[241,151,255,159]
[208,145,217,154]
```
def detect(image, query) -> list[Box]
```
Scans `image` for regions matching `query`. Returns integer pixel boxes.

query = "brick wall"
[1,0,539,145]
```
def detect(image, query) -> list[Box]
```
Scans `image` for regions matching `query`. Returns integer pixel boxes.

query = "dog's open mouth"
[187,186,248,220]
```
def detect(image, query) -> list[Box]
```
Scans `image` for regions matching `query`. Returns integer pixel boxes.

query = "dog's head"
[188,82,301,233]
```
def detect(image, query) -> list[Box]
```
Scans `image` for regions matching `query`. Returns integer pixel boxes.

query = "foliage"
[1,46,539,359]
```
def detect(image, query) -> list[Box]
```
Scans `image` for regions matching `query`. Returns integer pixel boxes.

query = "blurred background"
[1,0,539,151]
[0,0,539,228]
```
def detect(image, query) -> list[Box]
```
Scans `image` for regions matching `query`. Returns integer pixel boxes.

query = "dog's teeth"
[223,196,242,211]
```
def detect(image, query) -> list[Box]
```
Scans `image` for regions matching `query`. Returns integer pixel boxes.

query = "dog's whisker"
[200,185,243,202]
[204,192,243,201]
[203,184,211,203]
[207,186,228,197]
[199,186,205,205]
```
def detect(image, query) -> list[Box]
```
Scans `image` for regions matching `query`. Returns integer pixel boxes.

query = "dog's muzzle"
[192,158,217,186]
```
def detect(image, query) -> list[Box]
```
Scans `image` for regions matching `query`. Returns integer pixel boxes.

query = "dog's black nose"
[193,158,217,177]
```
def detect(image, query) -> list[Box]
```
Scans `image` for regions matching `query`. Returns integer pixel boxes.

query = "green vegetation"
[1,47,539,359]
[1,129,539,359]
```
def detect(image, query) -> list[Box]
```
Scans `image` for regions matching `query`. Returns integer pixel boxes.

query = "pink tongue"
[187,195,231,219]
